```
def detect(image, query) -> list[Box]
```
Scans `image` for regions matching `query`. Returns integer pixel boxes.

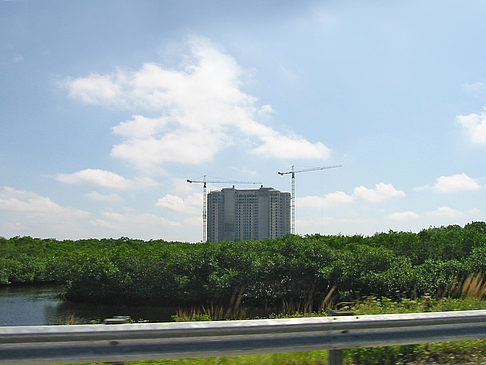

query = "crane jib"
[277,164,342,235]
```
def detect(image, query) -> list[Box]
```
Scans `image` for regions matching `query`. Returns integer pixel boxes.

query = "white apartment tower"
[207,186,291,242]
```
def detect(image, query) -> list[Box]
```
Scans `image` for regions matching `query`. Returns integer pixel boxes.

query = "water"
[0,285,177,326]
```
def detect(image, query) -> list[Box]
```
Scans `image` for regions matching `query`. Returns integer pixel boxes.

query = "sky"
[1,0,486,242]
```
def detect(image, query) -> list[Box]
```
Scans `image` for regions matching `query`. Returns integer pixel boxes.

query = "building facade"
[207,186,290,242]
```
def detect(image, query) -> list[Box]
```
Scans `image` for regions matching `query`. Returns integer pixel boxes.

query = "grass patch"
[124,351,329,365]
[128,296,486,365]
[345,294,486,364]
[73,274,486,364]
[349,295,486,315]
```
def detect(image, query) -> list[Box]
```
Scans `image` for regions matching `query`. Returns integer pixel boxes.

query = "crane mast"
[278,164,342,235]
[187,176,262,242]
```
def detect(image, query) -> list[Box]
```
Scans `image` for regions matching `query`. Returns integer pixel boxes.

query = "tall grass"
[172,286,337,322]
[122,294,486,365]
[439,272,486,300]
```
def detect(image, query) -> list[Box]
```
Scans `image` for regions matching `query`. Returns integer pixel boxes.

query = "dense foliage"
[1,222,486,306]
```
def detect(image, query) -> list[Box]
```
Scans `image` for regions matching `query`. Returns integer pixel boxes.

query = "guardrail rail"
[2,310,486,364]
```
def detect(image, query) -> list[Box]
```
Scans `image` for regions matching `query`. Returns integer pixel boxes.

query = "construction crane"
[278,165,342,235]
[187,176,262,242]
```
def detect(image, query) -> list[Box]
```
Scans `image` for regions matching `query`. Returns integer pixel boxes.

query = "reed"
[172,286,337,322]
[320,285,336,312]
[441,272,486,299]
[173,287,250,321]
[59,314,80,325]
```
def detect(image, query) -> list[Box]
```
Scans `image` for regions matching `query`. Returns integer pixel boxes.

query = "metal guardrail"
[1,310,486,364]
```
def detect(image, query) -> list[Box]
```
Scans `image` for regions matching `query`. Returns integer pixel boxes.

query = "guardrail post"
[329,349,343,365]
[327,310,353,365]
[104,316,129,364]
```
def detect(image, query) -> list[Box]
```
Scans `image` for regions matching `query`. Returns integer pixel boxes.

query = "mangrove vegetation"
[1,222,486,308]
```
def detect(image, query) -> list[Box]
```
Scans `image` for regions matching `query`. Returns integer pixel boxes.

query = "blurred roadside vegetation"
[77,295,486,364]
[5,222,486,364]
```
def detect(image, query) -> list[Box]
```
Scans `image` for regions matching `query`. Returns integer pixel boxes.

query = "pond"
[0,285,178,326]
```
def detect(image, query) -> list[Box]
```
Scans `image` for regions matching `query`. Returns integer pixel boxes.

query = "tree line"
[1,222,486,306]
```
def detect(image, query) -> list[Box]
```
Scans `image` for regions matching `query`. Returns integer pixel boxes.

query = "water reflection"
[0,285,62,326]
[48,300,178,324]
[0,285,177,326]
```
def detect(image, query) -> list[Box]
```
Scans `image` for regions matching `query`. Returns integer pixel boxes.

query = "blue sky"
[1,0,486,241]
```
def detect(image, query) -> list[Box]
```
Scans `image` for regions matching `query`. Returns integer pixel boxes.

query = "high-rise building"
[207,186,291,242]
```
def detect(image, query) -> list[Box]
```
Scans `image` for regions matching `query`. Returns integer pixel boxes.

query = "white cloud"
[428,206,464,218]
[56,169,157,190]
[297,216,369,227]
[66,73,122,105]
[229,166,258,177]
[457,108,486,145]
[428,206,481,218]
[99,210,181,227]
[155,192,200,214]
[432,173,480,193]
[155,194,185,212]
[0,186,85,214]
[93,210,199,240]
[468,208,481,215]
[387,211,420,221]
[64,37,330,169]
[112,115,170,139]
[85,191,123,203]
[0,186,91,239]
[0,186,201,241]
[111,129,227,168]
[88,210,199,240]
[353,182,405,203]
[462,82,485,94]
[170,178,201,195]
[298,182,404,208]
[298,191,354,209]
[252,134,331,159]
[182,215,202,227]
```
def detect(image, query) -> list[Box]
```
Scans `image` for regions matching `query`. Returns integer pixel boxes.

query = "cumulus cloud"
[64,37,330,169]
[297,216,369,227]
[298,191,354,209]
[387,211,420,221]
[0,186,201,241]
[432,173,480,193]
[91,209,202,240]
[111,129,227,168]
[112,115,170,139]
[468,208,481,215]
[457,108,486,145]
[98,210,181,228]
[252,134,331,159]
[169,178,201,195]
[85,191,124,203]
[428,206,481,218]
[428,206,464,217]
[298,182,404,208]
[155,192,200,214]
[56,169,157,190]
[353,182,405,203]
[66,73,122,105]
[462,82,486,94]
[0,186,86,215]
[0,186,91,238]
